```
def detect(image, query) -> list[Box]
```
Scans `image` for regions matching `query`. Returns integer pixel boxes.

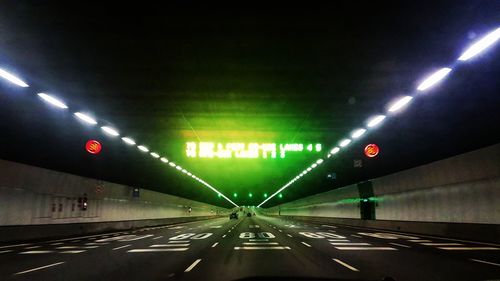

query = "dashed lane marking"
[151,244,190,247]
[14,262,65,275]
[334,247,397,250]
[234,246,290,250]
[331,243,371,246]
[25,246,42,249]
[249,239,268,242]
[184,259,202,272]
[56,246,98,249]
[50,243,63,246]
[210,226,222,228]
[85,242,109,246]
[351,235,362,238]
[120,234,154,242]
[153,236,163,240]
[421,243,463,246]
[408,240,432,243]
[322,225,338,229]
[389,243,411,248]
[168,240,189,243]
[112,245,131,250]
[211,242,219,248]
[470,259,500,267]
[222,235,227,238]
[19,251,54,254]
[0,243,30,249]
[60,250,86,254]
[301,242,312,247]
[0,250,13,254]
[438,247,500,250]
[328,239,350,242]
[243,242,279,245]
[332,258,359,272]
[128,248,188,252]
[287,234,293,238]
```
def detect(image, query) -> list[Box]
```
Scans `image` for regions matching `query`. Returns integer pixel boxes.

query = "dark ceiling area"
[0,2,499,208]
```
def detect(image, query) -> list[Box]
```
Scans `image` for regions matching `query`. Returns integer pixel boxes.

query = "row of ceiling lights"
[0,66,239,208]
[257,26,500,207]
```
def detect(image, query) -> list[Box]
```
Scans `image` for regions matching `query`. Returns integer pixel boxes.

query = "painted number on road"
[239,232,275,239]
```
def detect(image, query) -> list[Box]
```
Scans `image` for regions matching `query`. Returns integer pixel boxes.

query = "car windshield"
[0,2,499,281]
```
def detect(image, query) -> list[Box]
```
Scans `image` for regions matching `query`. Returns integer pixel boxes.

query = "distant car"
[229,212,238,219]
[247,212,252,217]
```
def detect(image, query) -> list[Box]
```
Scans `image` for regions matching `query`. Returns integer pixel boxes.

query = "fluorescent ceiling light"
[316,159,324,164]
[339,139,351,147]
[351,128,366,139]
[168,162,176,167]
[388,96,413,112]
[307,167,312,171]
[367,115,386,127]
[37,93,68,109]
[417,68,452,91]
[311,163,317,168]
[101,126,119,136]
[160,157,168,163]
[138,145,149,152]
[74,112,97,125]
[330,147,340,154]
[121,137,136,145]
[458,27,500,61]
[176,166,182,170]
[150,152,160,158]
[0,68,29,87]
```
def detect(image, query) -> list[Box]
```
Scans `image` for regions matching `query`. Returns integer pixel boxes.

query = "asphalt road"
[1,215,499,281]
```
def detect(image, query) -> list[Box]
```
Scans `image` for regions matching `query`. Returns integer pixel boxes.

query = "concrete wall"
[264,144,500,241]
[0,159,229,241]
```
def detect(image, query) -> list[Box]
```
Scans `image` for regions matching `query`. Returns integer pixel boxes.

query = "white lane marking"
[421,243,463,246]
[120,234,154,241]
[328,239,350,242]
[112,244,132,250]
[322,225,337,229]
[389,243,411,248]
[25,246,42,249]
[278,230,283,232]
[470,259,500,267]
[301,242,312,247]
[19,251,53,254]
[234,246,291,250]
[243,242,279,245]
[332,258,359,272]
[151,244,190,247]
[408,240,432,242]
[96,235,136,243]
[0,250,13,254]
[128,248,188,252]
[184,259,202,272]
[14,261,65,275]
[60,250,86,254]
[351,235,362,238]
[56,246,98,249]
[249,239,269,242]
[334,247,397,250]
[331,243,371,246]
[168,226,184,229]
[175,231,182,234]
[85,242,109,245]
[210,226,222,228]
[153,236,163,240]
[168,240,189,243]
[222,235,227,238]
[50,242,64,246]
[287,234,293,238]
[0,243,30,249]
[211,242,219,248]
[438,247,500,250]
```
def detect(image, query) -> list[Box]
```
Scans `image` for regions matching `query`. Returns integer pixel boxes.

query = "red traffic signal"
[364,144,380,158]
[85,140,102,154]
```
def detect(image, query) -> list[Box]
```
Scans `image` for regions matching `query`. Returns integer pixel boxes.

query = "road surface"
[1,215,499,280]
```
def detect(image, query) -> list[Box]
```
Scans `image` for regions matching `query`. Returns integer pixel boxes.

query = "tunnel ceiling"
[0,2,499,208]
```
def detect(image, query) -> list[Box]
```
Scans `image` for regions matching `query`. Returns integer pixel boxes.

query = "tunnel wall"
[264,143,500,242]
[0,159,228,242]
